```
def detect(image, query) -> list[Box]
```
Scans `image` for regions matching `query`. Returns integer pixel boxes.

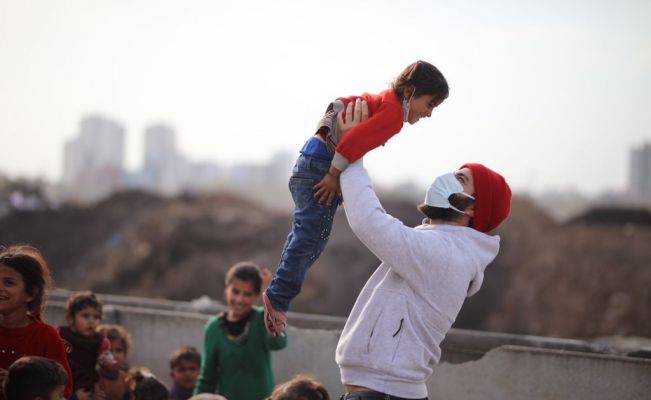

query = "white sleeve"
[340,160,445,286]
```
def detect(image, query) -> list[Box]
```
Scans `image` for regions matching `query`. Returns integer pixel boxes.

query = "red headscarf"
[460,163,512,233]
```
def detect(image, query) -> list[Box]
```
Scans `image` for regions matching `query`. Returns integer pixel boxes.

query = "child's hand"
[98,351,118,371]
[92,384,107,400]
[314,173,340,205]
[260,267,273,292]
[338,98,369,135]
[76,388,93,400]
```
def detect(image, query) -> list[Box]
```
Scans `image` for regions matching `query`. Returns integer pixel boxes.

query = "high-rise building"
[61,115,125,202]
[143,124,183,194]
[629,142,651,198]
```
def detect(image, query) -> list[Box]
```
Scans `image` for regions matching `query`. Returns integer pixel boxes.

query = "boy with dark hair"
[270,374,330,400]
[3,356,67,400]
[128,368,169,400]
[168,346,201,400]
[195,261,287,400]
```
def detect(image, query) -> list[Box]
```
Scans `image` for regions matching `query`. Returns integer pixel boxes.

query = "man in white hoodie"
[335,150,511,399]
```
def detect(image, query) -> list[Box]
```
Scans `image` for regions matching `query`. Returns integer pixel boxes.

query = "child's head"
[224,261,263,321]
[64,290,102,337]
[128,368,170,400]
[0,244,52,322]
[168,345,201,390]
[392,60,449,125]
[97,324,133,368]
[270,374,329,400]
[3,356,67,400]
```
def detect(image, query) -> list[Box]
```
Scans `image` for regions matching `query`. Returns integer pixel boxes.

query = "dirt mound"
[1,191,649,339]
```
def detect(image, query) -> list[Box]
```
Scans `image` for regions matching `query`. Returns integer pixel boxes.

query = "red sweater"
[334,89,404,166]
[0,320,74,399]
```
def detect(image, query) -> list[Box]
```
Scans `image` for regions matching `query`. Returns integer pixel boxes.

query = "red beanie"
[460,163,512,233]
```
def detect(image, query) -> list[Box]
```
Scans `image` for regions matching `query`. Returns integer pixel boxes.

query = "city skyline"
[1,0,650,196]
[56,114,297,204]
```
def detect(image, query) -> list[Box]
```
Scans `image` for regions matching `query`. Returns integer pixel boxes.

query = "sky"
[1,0,650,196]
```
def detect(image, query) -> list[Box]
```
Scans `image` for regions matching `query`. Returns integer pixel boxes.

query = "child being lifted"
[263,61,449,335]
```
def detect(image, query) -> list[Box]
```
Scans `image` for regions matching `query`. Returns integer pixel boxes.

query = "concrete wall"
[45,291,651,400]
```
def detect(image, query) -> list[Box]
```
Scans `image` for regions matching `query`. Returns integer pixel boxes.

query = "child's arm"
[97,337,119,380]
[50,325,74,399]
[260,267,272,294]
[331,99,403,172]
[194,320,220,395]
[97,370,130,400]
[314,99,370,204]
[0,369,6,390]
[264,329,288,350]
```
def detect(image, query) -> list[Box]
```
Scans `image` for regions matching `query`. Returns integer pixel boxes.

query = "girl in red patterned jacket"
[0,244,73,399]
[263,61,449,335]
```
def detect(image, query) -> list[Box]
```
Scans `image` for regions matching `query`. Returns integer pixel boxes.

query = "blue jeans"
[266,154,339,311]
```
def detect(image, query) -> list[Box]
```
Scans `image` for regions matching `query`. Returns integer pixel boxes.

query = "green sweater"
[195,307,288,400]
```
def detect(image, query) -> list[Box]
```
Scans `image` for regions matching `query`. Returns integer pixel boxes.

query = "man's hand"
[338,98,369,136]
[314,98,368,205]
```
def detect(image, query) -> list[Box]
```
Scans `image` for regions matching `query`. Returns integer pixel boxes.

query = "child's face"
[170,360,200,390]
[0,265,32,320]
[42,384,66,400]
[69,306,101,337]
[224,278,258,321]
[109,338,127,366]
[406,94,444,125]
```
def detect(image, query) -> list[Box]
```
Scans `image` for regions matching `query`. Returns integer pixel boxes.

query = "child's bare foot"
[262,291,287,336]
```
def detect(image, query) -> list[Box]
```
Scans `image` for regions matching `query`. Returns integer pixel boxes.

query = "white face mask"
[402,89,416,122]
[424,172,475,214]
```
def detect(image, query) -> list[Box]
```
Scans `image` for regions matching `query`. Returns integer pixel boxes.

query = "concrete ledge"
[48,289,348,330]
[429,345,651,400]
[44,290,651,399]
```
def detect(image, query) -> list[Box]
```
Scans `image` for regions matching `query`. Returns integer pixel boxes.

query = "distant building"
[58,115,292,203]
[629,142,651,198]
[142,124,183,195]
[61,115,125,202]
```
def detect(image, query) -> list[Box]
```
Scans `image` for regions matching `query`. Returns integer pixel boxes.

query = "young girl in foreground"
[0,244,73,399]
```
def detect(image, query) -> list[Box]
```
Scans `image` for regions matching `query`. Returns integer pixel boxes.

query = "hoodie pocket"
[366,296,409,365]
[366,311,383,354]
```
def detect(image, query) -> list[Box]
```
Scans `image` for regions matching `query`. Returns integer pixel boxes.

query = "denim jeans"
[266,154,339,311]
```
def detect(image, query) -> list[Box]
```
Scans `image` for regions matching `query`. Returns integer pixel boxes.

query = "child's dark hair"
[225,261,263,294]
[270,374,330,400]
[97,324,133,356]
[128,368,170,400]
[417,193,475,222]
[65,290,103,320]
[0,244,52,321]
[3,356,68,400]
[169,345,201,369]
[393,60,449,102]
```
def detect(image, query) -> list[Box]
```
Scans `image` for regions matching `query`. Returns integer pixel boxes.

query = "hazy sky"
[1,0,650,196]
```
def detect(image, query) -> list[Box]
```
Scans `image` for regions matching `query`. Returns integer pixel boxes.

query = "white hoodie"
[335,161,500,399]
